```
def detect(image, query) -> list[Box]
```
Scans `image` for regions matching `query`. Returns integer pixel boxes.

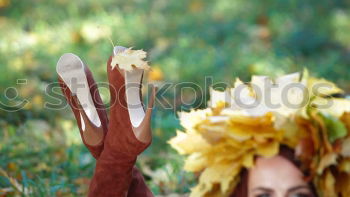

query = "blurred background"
[1,0,350,196]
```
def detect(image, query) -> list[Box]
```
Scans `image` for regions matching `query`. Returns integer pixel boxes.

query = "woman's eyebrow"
[252,187,273,192]
[287,185,311,192]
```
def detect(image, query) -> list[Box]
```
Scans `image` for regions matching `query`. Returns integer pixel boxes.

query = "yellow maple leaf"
[318,169,336,196]
[111,48,150,71]
[194,162,241,197]
[307,76,344,97]
[169,71,350,197]
[168,130,211,155]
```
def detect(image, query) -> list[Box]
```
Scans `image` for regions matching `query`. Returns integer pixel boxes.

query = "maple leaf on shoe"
[110,47,150,71]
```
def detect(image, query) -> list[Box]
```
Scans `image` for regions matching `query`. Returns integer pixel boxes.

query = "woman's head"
[232,146,317,197]
[170,72,350,197]
[248,155,313,197]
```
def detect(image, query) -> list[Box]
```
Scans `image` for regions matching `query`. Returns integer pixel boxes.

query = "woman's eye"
[291,193,312,197]
[256,194,271,197]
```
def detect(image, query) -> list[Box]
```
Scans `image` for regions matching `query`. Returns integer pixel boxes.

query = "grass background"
[1,0,350,196]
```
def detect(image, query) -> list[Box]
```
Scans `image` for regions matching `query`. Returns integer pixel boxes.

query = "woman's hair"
[230,145,317,197]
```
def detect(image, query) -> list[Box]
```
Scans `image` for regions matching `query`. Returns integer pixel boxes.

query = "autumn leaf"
[169,71,350,197]
[341,137,350,157]
[336,172,350,196]
[340,112,350,133]
[111,48,150,71]
[317,153,337,174]
[168,131,211,155]
[148,66,164,81]
[307,76,344,97]
[338,158,350,173]
[317,170,336,197]
[320,113,348,143]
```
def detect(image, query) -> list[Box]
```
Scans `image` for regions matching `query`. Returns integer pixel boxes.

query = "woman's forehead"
[248,155,306,190]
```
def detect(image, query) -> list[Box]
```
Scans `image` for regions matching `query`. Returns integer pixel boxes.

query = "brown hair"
[230,145,317,197]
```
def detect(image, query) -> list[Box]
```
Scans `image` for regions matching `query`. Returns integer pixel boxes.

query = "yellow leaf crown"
[169,71,350,197]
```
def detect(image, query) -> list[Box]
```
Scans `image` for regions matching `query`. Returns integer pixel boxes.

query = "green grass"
[1,0,350,196]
